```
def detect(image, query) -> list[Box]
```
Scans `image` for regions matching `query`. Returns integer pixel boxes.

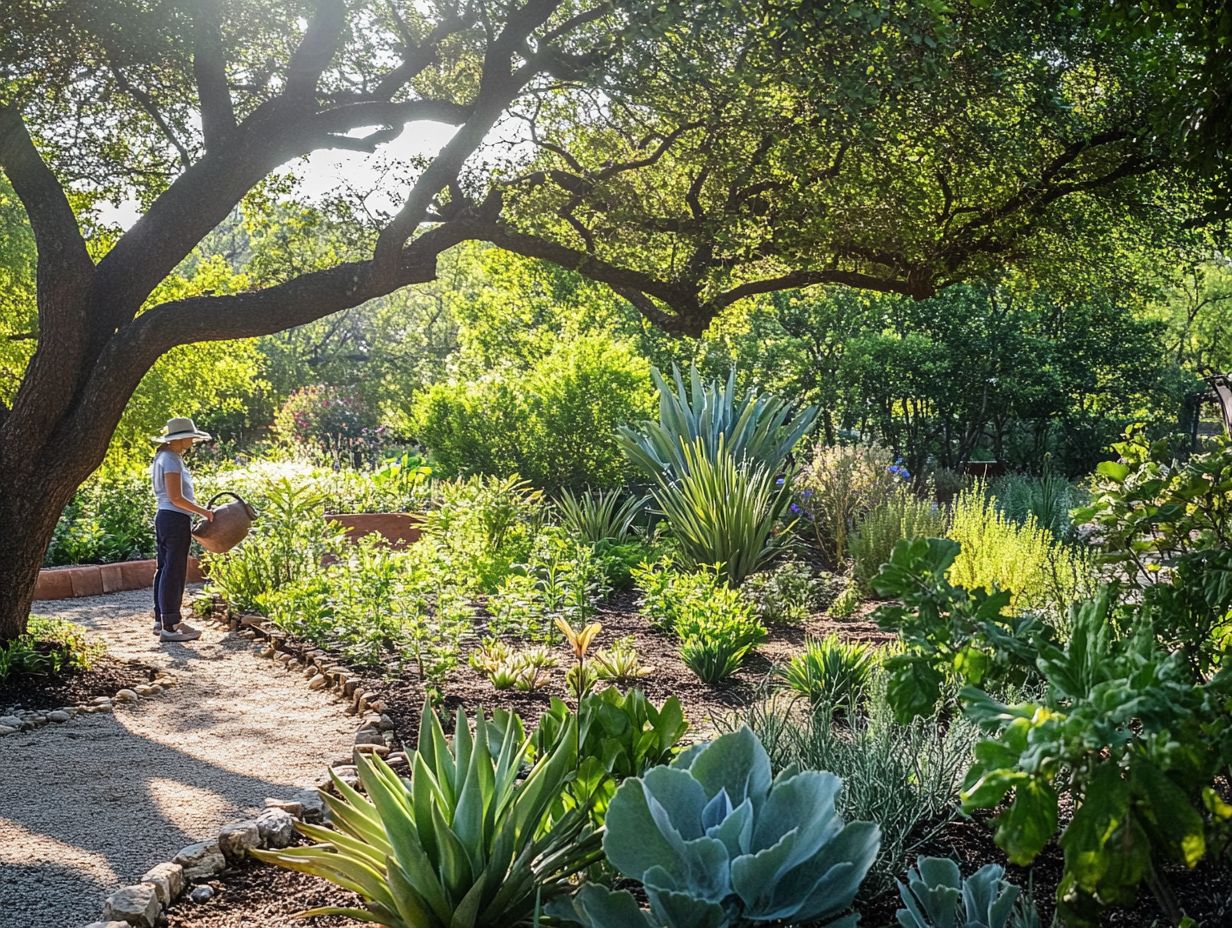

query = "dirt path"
[0,589,355,928]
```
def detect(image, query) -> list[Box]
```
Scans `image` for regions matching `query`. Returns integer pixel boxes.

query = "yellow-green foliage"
[946,486,1092,617]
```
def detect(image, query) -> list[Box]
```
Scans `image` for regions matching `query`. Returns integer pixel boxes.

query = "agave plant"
[550,726,880,928]
[618,365,818,482]
[556,488,647,544]
[896,857,1029,928]
[652,437,794,584]
[254,703,602,927]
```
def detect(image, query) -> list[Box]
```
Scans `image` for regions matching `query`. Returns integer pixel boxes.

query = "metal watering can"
[192,491,258,554]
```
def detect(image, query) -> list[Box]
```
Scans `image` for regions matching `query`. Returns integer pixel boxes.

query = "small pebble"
[47,710,70,723]
[189,885,215,903]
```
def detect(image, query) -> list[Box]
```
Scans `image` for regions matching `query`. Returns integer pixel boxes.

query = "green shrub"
[550,726,879,928]
[634,561,766,682]
[740,559,820,625]
[555,488,646,544]
[992,470,1087,539]
[256,704,603,927]
[650,438,794,585]
[531,688,688,824]
[777,634,878,710]
[733,673,980,895]
[421,475,545,594]
[204,478,341,612]
[850,489,948,593]
[617,364,817,483]
[591,539,655,590]
[796,441,901,565]
[946,484,1093,618]
[484,528,606,640]
[413,335,654,490]
[592,636,651,683]
[0,617,103,681]
[46,469,155,566]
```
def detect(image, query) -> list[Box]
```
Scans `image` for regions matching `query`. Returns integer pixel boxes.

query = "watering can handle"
[205,491,251,509]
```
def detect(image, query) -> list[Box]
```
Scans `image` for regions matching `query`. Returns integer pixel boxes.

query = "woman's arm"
[164,472,214,521]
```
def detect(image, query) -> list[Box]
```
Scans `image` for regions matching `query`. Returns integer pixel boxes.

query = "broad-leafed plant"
[895,857,1032,928]
[255,703,602,928]
[550,726,879,928]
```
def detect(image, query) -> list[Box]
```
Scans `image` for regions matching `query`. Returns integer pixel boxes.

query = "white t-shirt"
[151,450,196,514]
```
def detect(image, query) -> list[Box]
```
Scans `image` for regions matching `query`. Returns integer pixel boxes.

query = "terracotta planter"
[34,556,205,601]
[326,512,424,549]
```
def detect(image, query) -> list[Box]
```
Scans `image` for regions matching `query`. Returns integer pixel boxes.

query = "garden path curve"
[0,589,355,928]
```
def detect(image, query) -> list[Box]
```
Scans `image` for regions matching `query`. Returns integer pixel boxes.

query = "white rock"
[218,820,261,862]
[93,702,114,714]
[0,726,17,736]
[114,689,139,702]
[264,797,303,817]
[103,883,161,928]
[256,808,296,848]
[307,676,328,690]
[92,696,113,706]
[173,840,226,880]
[82,922,129,928]
[47,710,70,723]
[0,715,22,728]
[140,862,184,905]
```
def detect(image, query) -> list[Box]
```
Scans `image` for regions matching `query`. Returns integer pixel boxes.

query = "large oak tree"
[0,0,1209,639]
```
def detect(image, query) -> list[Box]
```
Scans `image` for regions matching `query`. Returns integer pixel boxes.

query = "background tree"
[0,0,1212,639]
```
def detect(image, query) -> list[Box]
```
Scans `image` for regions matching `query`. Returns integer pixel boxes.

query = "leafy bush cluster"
[795,441,902,565]
[0,616,104,681]
[633,561,766,683]
[273,383,381,453]
[46,470,156,566]
[870,436,1232,925]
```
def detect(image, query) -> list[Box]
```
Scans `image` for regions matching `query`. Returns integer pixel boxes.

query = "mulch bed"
[0,654,156,713]
[178,596,1230,928]
[337,589,896,750]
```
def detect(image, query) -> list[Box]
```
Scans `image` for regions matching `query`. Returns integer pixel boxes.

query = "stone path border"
[0,673,176,738]
[76,595,408,928]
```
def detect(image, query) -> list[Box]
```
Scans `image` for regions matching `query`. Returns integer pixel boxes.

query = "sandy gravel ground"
[0,588,355,928]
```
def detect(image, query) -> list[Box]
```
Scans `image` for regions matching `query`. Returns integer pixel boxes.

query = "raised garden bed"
[325,512,423,548]
[34,557,204,601]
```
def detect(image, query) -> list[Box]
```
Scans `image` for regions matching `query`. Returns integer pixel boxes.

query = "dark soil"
[0,655,156,713]
[344,588,894,750]
[162,848,362,928]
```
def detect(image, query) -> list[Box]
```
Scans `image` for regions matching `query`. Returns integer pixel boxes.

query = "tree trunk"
[0,440,82,641]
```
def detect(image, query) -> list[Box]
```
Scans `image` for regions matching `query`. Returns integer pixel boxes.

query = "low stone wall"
[34,558,204,601]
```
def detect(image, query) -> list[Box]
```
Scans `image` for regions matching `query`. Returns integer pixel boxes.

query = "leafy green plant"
[618,365,817,484]
[593,637,651,683]
[796,441,900,565]
[556,488,646,544]
[549,726,879,928]
[205,478,340,612]
[959,591,1232,927]
[0,617,103,681]
[895,857,1029,928]
[46,468,155,566]
[532,688,688,825]
[469,638,514,676]
[777,635,878,711]
[828,577,862,618]
[871,538,1053,722]
[734,674,980,895]
[850,489,949,593]
[255,703,603,927]
[650,437,794,585]
[740,559,819,625]
[591,538,656,590]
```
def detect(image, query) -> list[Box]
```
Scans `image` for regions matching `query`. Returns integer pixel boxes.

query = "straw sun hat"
[150,417,213,444]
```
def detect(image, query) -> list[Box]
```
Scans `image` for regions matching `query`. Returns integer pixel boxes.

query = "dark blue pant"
[154,510,192,629]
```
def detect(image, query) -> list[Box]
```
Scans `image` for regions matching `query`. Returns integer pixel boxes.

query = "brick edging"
[35,558,204,601]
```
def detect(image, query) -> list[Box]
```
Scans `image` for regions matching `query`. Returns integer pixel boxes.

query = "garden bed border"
[78,594,407,928]
[34,558,204,601]
[0,670,176,738]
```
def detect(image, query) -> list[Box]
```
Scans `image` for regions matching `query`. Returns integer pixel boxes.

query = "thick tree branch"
[371,13,474,100]
[286,0,347,103]
[108,64,193,169]
[0,105,93,303]
[191,0,237,150]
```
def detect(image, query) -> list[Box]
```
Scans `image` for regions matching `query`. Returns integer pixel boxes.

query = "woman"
[150,417,214,642]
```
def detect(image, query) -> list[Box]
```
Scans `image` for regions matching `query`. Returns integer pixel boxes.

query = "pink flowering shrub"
[273,385,382,455]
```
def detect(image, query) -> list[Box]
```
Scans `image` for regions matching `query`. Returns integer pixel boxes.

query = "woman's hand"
[204,509,216,522]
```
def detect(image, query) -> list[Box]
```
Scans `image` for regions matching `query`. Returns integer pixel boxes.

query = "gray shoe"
[153,621,162,636]
[160,626,201,643]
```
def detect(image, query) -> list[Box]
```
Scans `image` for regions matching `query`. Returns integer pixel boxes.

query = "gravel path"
[0,589,356,928]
